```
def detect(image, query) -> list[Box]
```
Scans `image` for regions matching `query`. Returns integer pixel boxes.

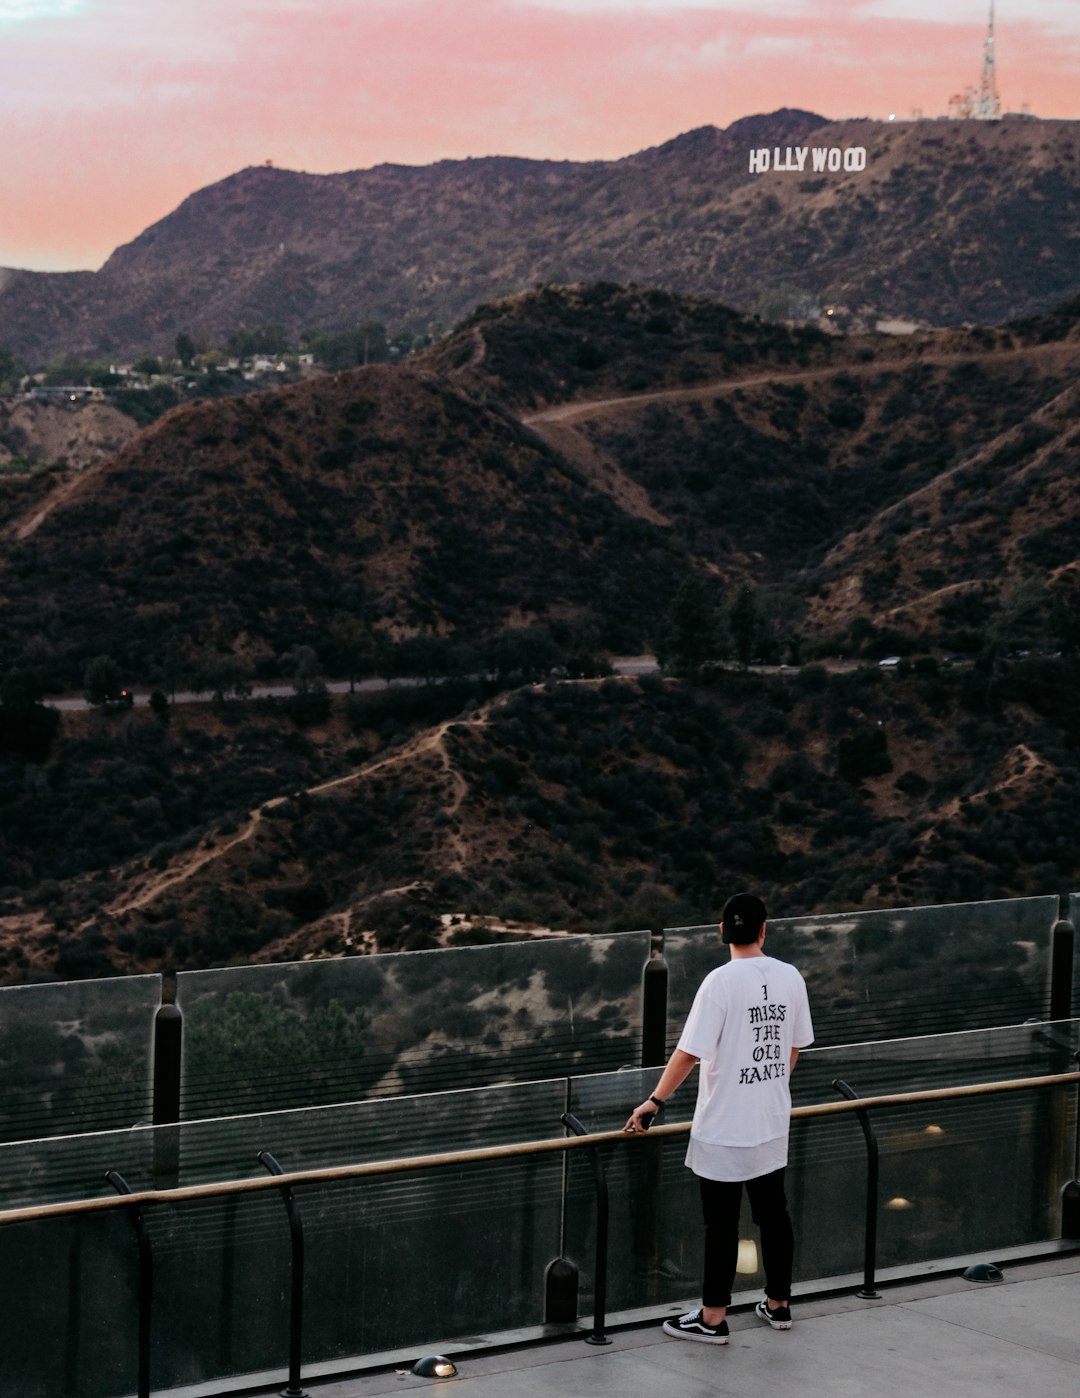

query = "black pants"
[698,1167,794,1309]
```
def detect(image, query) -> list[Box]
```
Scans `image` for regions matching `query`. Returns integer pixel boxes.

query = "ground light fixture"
[736,1238,759,1274]
[411,1355,458,1378]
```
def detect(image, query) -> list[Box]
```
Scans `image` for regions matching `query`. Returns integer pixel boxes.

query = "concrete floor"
[271,1253,1080,1398]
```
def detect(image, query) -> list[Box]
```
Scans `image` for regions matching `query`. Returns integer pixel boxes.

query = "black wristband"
[648,1095,665,1109]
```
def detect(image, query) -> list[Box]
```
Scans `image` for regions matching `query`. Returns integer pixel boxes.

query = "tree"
[182,992,371,1113]
[657,575,723,676]
[755,284,820,323]
[283,645,331,725]
[83,654,123,705]
[0,346,26,393]
[227,324,290,358]
[327,616,377,692]
[43,353,95,386]
[159,631,188,702]
[486,626,560,681]
[729,584,761,669]
[175,332,197,368]
[1050,587,1080,656]
[148,690,171,725]
[306,323,389,369]
[836,727,893,783]
[0,667,59,762]
[988,576,1053,656]
[191,653,251,703]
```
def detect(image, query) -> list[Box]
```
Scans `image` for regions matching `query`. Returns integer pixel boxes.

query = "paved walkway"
[265,1253,1079,1398]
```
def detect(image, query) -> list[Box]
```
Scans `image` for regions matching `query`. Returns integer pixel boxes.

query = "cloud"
[0,0,85,20]
[512,0,812,11]
[863,0,1080,33]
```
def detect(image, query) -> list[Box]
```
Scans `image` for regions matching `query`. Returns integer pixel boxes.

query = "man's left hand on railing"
[624,1099,661,1133]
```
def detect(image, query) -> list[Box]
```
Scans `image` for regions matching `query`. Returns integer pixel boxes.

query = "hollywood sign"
[749,146,868,174]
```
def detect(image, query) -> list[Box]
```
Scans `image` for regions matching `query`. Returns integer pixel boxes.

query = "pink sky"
[1,0,1078,272]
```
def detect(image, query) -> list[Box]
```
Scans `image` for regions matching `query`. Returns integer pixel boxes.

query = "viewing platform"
[274,1253,1080,1398]
[0,894,1076,1397]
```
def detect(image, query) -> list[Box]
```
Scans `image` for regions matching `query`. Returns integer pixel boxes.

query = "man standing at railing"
[624,892,814,1344]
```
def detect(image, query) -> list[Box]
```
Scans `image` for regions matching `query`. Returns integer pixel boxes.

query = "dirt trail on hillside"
[9,467,98,542]
[108,808,270,914]
[520,342,1080,527]
[916,743,1053,848]
[523,341,1080,428]
[107,706,491,915]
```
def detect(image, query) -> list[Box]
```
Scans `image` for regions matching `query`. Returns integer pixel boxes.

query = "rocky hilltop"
[2,111,1079,361]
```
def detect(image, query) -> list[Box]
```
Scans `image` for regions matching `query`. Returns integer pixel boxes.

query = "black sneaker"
[755,1298,792,1330]
[663,1308,729,1344]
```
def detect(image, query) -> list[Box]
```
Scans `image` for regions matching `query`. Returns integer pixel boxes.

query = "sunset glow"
[0,1,1077,271]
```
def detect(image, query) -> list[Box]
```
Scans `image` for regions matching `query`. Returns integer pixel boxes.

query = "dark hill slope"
[5,289,1078,685]
[809,372,1080,641]
[3,112,1080,360]
[0,366,683,686]
[537,301,1080,647]
[6,662,1077,985]
[422,282,839,411]
[577,341,1079,574]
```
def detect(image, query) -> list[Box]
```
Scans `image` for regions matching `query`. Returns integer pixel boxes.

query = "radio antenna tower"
[949,2,1002,119]
[973,1,1002,118]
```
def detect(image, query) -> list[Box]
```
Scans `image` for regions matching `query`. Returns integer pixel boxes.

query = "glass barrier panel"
[0,1078,568,1396]
[2,1021,1075,1396]
[791,1021,1079,1278]
[793,1019,1079,1104]
[0,1122,156,1398]
[175,932,649,1120]
[565,1067,701,1314]
[664,896,1061,1053]
[0,974,161,1142]
[564,1022,1079,1316]
[2,1211,138,1398]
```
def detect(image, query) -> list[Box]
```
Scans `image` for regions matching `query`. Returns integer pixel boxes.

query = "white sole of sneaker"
[662,1321,729,1344]
[755,1303,792,1330]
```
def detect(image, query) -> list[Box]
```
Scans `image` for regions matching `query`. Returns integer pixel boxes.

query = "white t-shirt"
[678,954,814,1182]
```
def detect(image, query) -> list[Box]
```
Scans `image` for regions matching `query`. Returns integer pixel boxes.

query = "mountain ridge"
[3,111,1079,361]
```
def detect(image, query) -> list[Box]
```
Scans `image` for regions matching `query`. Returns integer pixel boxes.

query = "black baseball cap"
[721,893,767,944]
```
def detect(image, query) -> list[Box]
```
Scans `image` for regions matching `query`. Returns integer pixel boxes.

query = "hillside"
[0,363,686,689]
[2,284,1079,988]
[2,285,1078,693]
[557,321,1080,648]
[1,662,1076,985]
[2,112,1080,361]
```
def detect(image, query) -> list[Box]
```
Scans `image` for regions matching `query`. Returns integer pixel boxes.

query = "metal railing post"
[832,1080,881,1299]
[152,1002,183,1188]
[1063,1050,1080,1239]
[152,1003,183,1125]
[106,1170,153,1398]
[641,932,668,1068]
[561,1112,612,1345]
[1050,915,1075,1022]
[258,1150,309,1398]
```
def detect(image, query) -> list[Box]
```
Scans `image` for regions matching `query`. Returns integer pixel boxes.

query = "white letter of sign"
[749,149,771,174]
[843,147,867,171]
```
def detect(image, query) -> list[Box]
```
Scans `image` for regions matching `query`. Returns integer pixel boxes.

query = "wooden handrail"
[1,1069,1077,1229]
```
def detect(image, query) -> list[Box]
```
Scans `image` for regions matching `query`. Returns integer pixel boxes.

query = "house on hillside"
[23,385,105,403]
